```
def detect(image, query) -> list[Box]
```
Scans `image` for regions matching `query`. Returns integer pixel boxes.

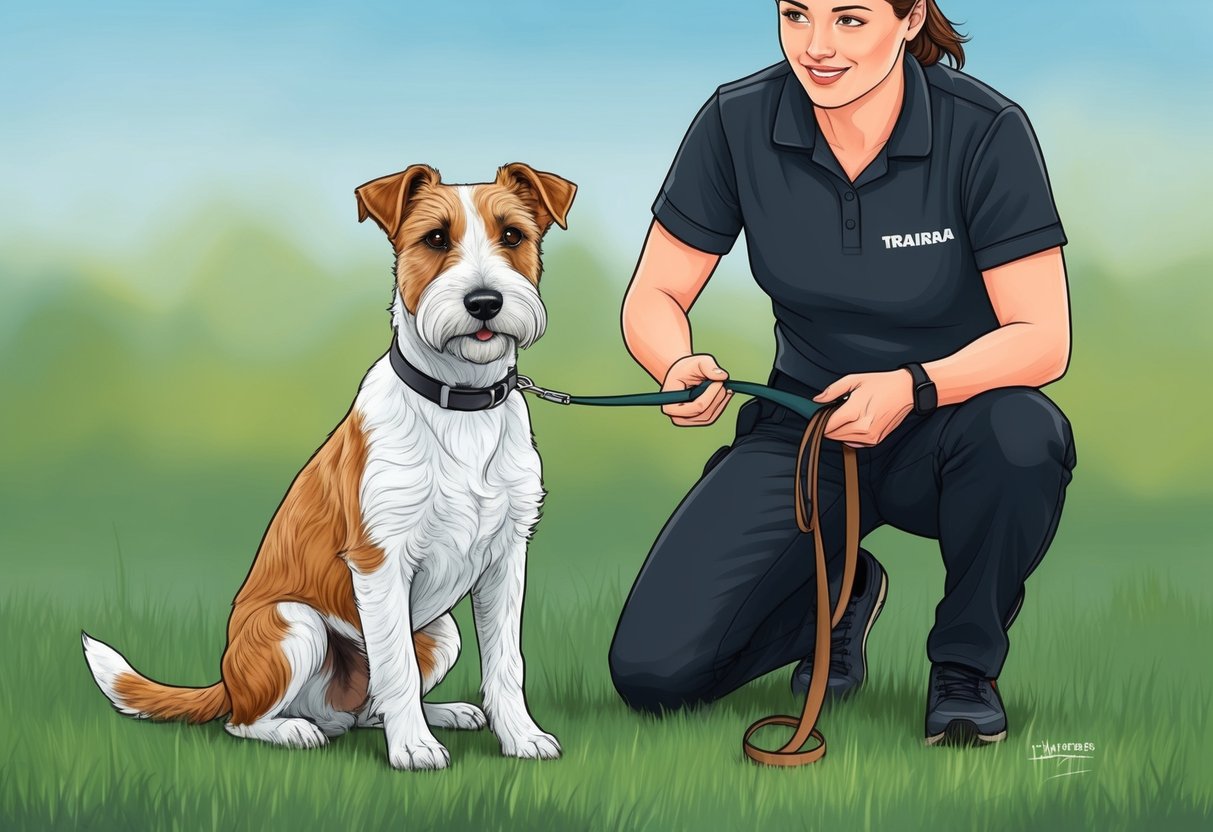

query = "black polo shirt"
[652,53,1067,395]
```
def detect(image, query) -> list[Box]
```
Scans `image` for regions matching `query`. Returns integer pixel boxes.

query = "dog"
[82,162,577,770]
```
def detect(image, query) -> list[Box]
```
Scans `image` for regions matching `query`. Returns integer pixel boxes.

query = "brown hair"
[887,0,969,69]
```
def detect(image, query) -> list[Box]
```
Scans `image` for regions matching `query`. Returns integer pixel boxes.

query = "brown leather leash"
[516,377,858,767]
[742,402,859,766]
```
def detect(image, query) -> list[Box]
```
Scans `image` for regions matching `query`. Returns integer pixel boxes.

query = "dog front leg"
[349,557,449,771]
[471,542,561,760]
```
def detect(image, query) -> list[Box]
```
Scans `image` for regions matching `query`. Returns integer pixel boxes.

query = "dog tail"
[81,631,230,724]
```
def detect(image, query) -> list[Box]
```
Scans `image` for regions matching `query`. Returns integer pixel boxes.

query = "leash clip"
[516,375,571,405]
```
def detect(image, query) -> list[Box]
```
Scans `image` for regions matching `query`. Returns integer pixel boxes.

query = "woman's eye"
[837,15,865,26]
[781,10,807,24]
[501,227,524,247]
[424,230,448,249]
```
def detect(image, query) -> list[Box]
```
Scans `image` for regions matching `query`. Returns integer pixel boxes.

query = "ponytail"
[888,0,969,69]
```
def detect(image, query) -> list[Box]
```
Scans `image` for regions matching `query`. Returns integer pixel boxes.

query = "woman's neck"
[814,50,906,155]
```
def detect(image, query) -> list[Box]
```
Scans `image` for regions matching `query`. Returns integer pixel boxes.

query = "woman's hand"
[812,370,915,447]
[660,354,734,427]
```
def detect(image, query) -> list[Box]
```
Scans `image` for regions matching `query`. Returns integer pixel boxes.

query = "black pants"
[608,372,1078,714]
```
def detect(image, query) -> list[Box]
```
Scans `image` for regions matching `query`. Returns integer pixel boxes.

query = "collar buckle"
[488,379,511,408]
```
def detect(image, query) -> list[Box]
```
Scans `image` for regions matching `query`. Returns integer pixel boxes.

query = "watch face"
[918,382,938,412]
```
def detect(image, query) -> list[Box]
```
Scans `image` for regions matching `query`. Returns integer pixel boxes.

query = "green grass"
[4,528,1210,832]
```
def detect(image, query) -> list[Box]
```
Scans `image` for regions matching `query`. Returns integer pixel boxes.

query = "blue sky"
[3,0,1211,282]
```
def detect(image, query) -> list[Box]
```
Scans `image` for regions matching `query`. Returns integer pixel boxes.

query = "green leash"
[515,375,836,420]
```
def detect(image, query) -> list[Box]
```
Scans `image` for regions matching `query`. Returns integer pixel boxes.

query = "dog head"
[355,163,576,365]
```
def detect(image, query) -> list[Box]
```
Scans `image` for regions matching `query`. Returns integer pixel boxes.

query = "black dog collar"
[388,332,517,412]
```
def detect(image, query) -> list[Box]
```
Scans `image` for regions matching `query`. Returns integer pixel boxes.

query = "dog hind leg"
[222,602,333,748]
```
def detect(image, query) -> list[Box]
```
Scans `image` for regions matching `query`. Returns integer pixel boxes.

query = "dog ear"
[495,163,577,233]
[355,165,441,244]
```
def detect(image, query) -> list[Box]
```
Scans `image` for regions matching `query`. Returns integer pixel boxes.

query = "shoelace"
[803,596,857,675]
[934,666,989,703]
[827,605,855,673]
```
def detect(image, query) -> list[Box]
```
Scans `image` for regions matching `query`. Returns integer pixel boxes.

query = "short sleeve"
[964,106,1067,271]
[651,92,743,255]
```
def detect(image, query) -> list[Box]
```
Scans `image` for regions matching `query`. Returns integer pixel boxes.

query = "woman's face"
[777,0,925,109]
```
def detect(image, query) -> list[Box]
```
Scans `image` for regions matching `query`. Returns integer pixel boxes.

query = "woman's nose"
[806,26,836,61]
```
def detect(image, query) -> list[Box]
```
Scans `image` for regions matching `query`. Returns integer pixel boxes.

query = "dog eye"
[423,230,448,249]
[501,227,524,248]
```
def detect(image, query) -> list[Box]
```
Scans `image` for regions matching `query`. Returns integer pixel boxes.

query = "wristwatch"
[900,362,938,414]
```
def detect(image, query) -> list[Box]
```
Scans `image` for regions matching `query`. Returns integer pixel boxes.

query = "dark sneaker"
[924,662,1007,746]
[790,548,888,699]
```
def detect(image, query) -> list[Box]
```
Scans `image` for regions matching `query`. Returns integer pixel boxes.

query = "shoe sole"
[925,720,1007,747]
[857,567,888,688]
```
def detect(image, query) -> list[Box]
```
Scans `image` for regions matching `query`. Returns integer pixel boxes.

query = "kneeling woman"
[610,0,1077,745]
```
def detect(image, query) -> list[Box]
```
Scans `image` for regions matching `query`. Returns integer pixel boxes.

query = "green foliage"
[1,211,1209,498]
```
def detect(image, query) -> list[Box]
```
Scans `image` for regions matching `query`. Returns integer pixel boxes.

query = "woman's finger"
[824,400,863,434]
[661,355,727,391]
[704,389,735,424]
[678,389,733,426]
[671,385,728,424]
[663,380,725,418]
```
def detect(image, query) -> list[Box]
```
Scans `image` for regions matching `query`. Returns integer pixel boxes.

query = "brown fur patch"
[473,184,543,285]
[494,163,577,232]
[355,164,441,246]
[227,409,377,628]
[395,184,468,314]
[222,408,381,723]
[223,605,293,725]
[413,629,441,683]
[112,674,230,724]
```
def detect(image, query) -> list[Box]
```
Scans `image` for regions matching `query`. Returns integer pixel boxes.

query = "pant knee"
[608,643,711,715]
[946,388,1076,474]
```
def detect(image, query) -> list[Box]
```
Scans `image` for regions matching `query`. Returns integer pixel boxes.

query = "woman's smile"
[803,63,851,85]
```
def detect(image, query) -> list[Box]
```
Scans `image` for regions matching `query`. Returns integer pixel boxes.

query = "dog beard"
[415,266,547,365]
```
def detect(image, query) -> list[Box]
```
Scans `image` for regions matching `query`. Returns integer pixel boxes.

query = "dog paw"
[226,717,328,749]
[425,702,488,731]
[388,736,451,771]
[282,719,329,749]
[501,730,562,760]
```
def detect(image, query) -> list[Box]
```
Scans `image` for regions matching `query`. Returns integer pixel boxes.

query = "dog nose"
[464,289,503,321]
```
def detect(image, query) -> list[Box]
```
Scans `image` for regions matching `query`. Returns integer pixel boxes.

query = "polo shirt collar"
[771,52,933,159]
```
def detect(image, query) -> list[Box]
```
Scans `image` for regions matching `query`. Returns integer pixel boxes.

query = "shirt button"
[844,192,856,202]
[845,219,856,229]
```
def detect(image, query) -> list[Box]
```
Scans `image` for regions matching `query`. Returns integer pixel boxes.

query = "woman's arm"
[923,246,1071,404]
[621,220,734,426]
[816,246,1072,447]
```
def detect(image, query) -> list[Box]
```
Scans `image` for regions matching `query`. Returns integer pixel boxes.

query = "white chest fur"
[354,356,544,629]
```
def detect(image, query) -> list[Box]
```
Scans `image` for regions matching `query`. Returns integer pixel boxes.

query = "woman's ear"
[906,0,928,41]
